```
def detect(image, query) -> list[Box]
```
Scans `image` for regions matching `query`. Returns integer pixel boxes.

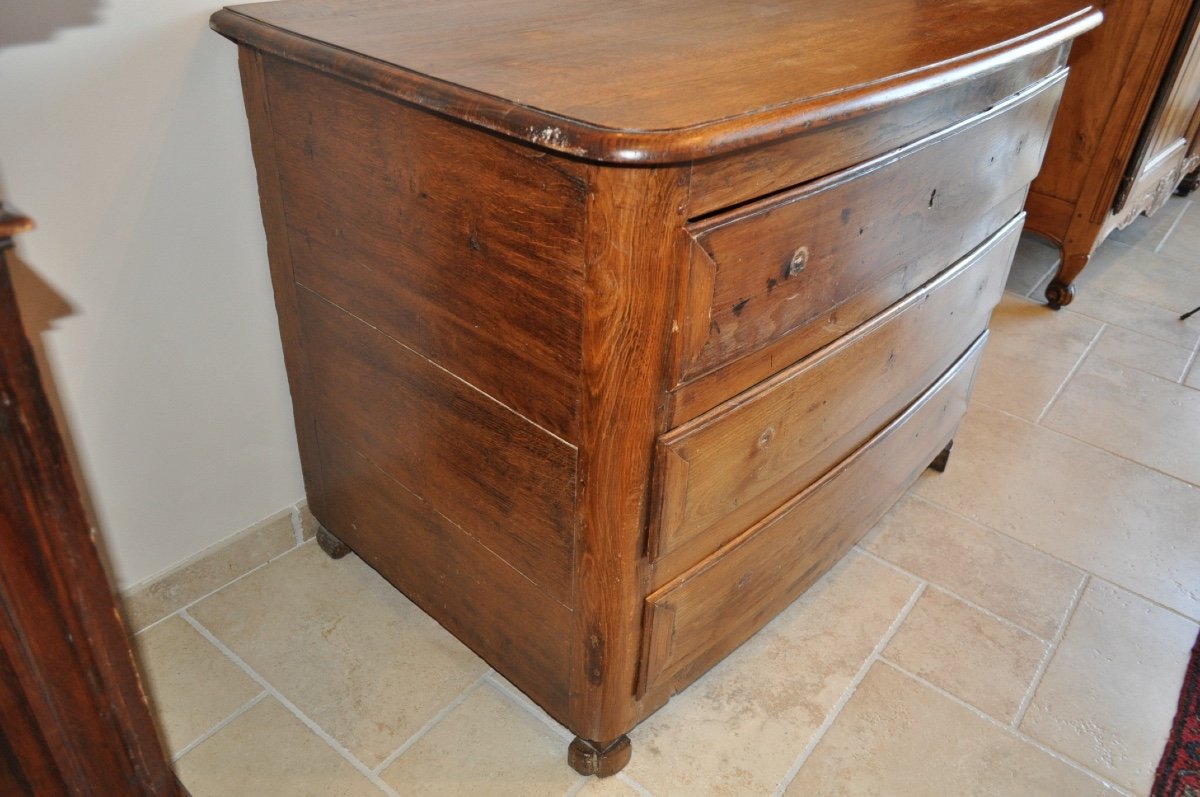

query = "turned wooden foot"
[929,440,954,473]
[316,525,350,559]
[1044,279,1075,310]
[568,735,631,777]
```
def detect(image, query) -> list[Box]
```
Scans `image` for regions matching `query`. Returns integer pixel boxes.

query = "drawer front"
[640,334,986,697]
[650,216,1018,570]
[675,71,1063,383]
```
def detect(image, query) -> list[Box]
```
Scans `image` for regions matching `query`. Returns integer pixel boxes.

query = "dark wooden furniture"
[1027,0,1200,308]
[211,0,1099,775]
[0,203,188,795]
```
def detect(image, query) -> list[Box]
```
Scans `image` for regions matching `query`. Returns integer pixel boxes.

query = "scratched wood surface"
[649,221,1017,584]
[212,0,1099,162]
[641,336,985,698]
[676,74,1063,383]
[216,0,1100,775]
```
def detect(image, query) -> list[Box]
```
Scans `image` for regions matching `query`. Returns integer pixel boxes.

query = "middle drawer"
[648,215,1019,574]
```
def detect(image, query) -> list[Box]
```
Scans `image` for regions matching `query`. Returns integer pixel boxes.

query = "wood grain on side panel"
[265,57,587,441]
[318,433,573,719]
[297,288,578,605]
[238,48,327,508]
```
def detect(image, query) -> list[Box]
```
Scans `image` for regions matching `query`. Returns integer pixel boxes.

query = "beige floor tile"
[1107,197,1188,250]
[175,697,383,797]
[971,293,1101,421]
[189,544,487,769]
[1044,356,1200,486]
[1188,359,1200,389]
[1155,200,1200,263]
[1089,325,1194,382]
[862,494,1084,639]
[624,552,918,797]
[883,588,1047,721]
[576,776,647,796]
[1006,234,1060,298]
[380,683,580,797]
[1022,580,1198,795]
[1078,240,1200,316]
[1066,284,1200,350]
[122,509,297,631]
[131,615,262,756]
[914,404,1200,621]
[785,663,1117,796]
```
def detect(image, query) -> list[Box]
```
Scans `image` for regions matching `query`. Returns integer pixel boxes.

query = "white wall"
[1,0,305,588]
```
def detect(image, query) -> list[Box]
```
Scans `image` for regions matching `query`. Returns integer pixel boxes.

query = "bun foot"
[1044,279,1075,310]
[568,735,631,777]
[929,440,954,473]
[316,526,350,559]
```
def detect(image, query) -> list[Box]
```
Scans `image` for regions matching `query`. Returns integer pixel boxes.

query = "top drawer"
[673,70,1065,385]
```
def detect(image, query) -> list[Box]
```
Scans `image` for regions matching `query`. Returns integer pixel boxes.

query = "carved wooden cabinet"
[212,0,1099,775]
[1027,0,1200,308]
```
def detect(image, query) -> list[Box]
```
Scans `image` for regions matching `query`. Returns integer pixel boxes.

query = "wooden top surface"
[212,0,1101,163]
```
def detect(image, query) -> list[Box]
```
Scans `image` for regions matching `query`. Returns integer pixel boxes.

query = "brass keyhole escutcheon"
[786,246,808,278]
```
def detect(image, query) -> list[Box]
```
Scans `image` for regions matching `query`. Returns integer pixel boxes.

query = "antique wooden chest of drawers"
[211,0,1100,775]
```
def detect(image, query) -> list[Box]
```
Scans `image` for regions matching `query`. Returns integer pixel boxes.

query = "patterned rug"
[1154,631,1200,796]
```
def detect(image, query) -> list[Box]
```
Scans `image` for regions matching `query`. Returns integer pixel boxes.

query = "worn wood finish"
[568,164,689,745]
[211,0,1098,163]
[298,287,578,605]
[641,336,986,697]
[214,0,1097,774]
[1026,0,1200,307]
[688,47,1069,217]
[650,219,1017,578]
[265,57,587,439]
[318,433,573,716]
[0,209,187,795]
[677,74,1063,382]
[237,47,328,512]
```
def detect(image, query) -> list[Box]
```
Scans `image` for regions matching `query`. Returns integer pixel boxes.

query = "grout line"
[290,504,304,546]
[1012,574,1089,728]
[1180,345,1199,386]
[1153,200,1191,254]
[178,610,404,797]
[485,671,574,742]
[560,778,589,797]
[618,772,658,797]
[1025,258,1063,301]
[910,489,1200,626]
[370,670,492,776]
[770,581,927,797]
[170,690,269,762]
[1034,323,1106,425]
[131,539,315,638]
[967,397,1200,496]
[876,659,1137,797]
[854,547,1053,642]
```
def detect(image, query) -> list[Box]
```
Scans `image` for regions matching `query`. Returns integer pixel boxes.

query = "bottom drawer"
[638,332,986,697]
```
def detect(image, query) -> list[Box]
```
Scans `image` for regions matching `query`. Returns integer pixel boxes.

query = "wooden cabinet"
[1027,0,1200,308]
[211,0,1099,775]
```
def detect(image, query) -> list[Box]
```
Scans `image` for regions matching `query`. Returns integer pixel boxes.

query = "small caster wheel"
[1044,279,1075,310]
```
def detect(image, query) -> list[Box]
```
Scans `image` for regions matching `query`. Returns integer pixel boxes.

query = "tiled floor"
[130,199,1200,796]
